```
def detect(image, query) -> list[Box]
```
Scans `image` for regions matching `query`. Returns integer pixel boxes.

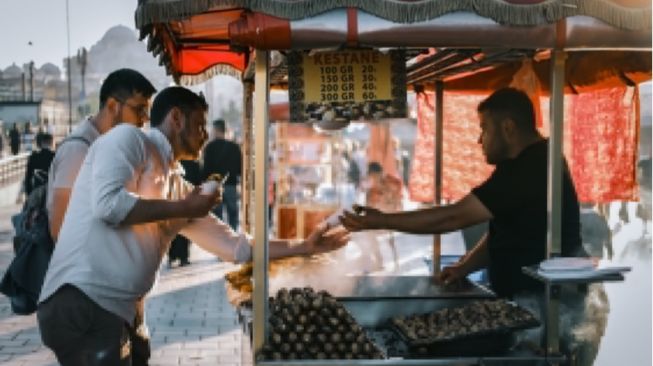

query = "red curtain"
[409,92,493,202]
[409,87,640,203]
[565,87,640,202]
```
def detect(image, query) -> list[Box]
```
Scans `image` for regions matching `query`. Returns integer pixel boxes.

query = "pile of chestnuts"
[392,299,539,343]
[257,287,384,360]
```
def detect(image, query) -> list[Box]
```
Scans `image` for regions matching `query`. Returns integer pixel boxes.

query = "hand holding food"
[339,204,385,231]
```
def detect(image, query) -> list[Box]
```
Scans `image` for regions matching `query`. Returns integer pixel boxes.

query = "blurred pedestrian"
[22,122,34,153]
[24,133,54,196]
[9,123,20,155]
[202,118,242,231]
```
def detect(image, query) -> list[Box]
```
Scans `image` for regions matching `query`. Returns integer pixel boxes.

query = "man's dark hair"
[99,68,156,109]
[150,86,208,127]
[478,88,537,134]
[212,119,226,132]
[368,162,383,174]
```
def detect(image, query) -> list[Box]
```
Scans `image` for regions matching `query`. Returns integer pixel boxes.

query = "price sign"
[288,50,406,122]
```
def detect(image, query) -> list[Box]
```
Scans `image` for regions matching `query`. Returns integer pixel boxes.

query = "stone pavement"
[0,192,245,366]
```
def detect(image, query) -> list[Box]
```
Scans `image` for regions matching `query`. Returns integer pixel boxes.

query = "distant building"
[65,25,170,98]
[0,25,171,127]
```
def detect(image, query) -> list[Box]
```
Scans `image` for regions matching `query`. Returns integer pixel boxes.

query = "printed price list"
[304,50,391,104]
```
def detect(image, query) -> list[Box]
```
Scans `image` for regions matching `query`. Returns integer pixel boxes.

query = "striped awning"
[135,0,651,84]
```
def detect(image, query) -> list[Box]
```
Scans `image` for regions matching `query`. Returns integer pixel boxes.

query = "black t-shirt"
[472,139,585,298]
[202,138,242,186]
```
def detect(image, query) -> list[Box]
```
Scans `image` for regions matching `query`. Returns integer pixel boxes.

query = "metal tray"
[387,301,540,357]
[389,322,516,357]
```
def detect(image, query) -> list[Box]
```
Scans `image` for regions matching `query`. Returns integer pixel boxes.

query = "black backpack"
[1,185,53,314]
[0,136,89,314]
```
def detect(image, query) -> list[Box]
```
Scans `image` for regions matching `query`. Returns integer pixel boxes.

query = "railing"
[0,153,29,185]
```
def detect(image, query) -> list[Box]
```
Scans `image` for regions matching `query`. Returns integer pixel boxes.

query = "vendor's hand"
[339,205,385,231]
[438,263,467,286]
[181,186,222,218]
[303,222,350,255]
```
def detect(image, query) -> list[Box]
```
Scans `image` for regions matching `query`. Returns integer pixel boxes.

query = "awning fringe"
[135,0,651,30]
[175,63,242,86]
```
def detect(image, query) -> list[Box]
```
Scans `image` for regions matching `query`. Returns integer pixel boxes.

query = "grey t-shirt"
[45,118,100,219]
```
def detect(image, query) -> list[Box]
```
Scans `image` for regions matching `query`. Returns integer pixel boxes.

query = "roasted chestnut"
[323,343,334,353]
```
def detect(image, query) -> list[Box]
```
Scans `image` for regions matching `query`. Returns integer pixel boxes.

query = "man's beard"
[486,136,510,165]
[179,129,199,160]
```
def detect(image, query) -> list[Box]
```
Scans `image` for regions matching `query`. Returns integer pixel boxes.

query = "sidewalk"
[0,196,244,365]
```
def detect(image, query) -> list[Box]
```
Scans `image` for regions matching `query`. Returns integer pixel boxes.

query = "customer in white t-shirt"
[37,87,350,366]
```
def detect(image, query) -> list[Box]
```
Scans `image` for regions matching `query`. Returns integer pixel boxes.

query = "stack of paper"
[538,257,630,280]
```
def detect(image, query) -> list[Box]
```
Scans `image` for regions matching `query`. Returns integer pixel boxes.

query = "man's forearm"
[372,194,491,235]
[121,199,190,225]
[267,239,309,260]
[378,206,459,234]
[458,233,490,274]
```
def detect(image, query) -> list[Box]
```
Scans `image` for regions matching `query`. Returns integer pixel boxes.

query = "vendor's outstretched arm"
[340,193,492,235]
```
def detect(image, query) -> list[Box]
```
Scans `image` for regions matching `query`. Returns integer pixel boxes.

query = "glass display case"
[274,124,339,239]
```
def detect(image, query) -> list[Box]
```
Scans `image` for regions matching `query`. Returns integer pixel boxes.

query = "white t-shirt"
[39,125,251,324]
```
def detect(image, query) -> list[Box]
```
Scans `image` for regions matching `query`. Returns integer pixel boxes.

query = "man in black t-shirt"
[24,133,55,195]
[201,119,242,231]
[340,88,586,298]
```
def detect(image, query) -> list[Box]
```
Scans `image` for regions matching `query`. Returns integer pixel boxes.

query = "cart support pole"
[242,81,254,233]
[547,51,565,259]
[253,50,270,358]
[545,49,566,357]
[432,80,444,276]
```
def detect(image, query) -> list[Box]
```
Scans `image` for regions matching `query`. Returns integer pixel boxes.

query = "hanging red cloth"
[409,91,493,202]
[564,87,640,202]
[409,86,640,203]
[408,92,436,202]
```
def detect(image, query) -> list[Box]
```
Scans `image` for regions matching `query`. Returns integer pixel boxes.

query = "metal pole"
[65,0,72,133]
[21,72,26,101]
[432,80,444,276]
[547,50,565,258]
[242,81,254,233]
[545,49,566,357]
[252,50,270,359]
[29,61,34,102]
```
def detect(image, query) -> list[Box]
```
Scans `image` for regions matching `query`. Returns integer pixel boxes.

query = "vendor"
[340,87,587,298]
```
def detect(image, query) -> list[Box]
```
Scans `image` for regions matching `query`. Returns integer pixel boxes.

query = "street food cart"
[135,0,651,364]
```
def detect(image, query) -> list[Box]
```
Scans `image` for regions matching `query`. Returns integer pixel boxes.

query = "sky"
[0,0,137,70]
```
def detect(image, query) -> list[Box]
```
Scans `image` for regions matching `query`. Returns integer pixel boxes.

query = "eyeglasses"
[115,98,149,119]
